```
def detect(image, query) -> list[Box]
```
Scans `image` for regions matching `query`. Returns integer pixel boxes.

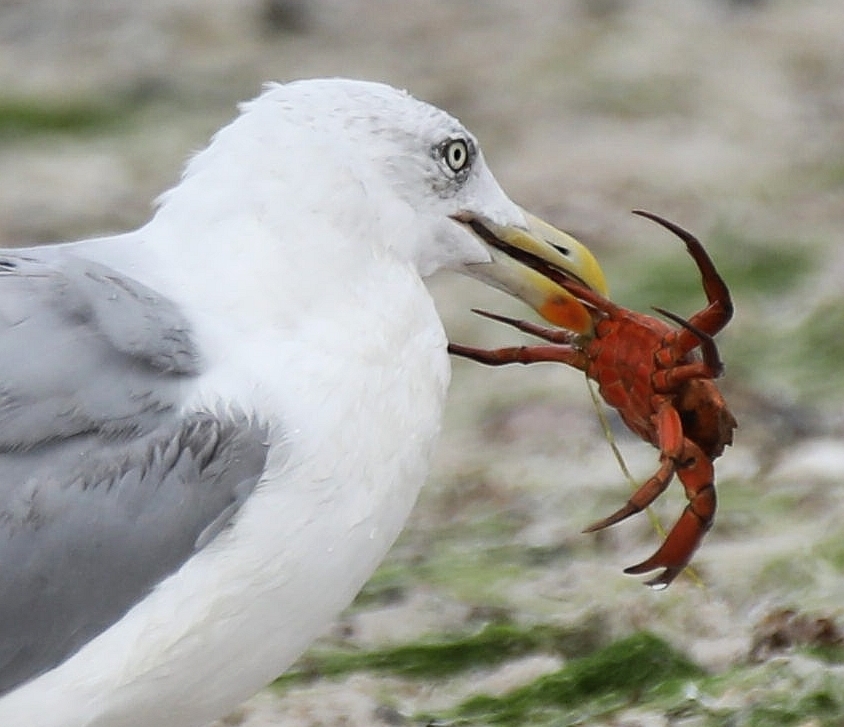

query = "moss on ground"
[814,535,844,573]
[353,508,553,607]
[739,670,844,727]
[275,624,844,726]
[0,96,136,137]
[680,669,844,727]
[276,620,606,686]
[728,295,844,403]
[577,74,694,119]
[445,631,703,725]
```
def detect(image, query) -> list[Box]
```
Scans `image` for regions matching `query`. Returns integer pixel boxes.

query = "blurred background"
[2,1,844,724]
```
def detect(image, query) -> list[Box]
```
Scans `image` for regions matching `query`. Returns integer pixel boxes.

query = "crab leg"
[448,309,589,368]
[653,307,723,378]
[652,308,725,390]
[584,397,682,532]
[448,341,588,369]
[467,309,579,344]
[633,210,733,353]
[583,457,676,532]
[624,439,715,588]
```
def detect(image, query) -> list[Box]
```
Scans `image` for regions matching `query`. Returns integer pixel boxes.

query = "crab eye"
[443,138,471,173]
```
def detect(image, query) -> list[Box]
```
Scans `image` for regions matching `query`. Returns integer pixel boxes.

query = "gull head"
[160,78,607,333]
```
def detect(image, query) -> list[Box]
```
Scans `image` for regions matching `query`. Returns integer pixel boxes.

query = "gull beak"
[454,209,608,335]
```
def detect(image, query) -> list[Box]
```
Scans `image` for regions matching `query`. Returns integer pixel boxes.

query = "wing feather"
[0,251,273,695]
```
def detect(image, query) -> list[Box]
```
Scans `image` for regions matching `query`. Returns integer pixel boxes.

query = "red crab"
[449,211,736,588]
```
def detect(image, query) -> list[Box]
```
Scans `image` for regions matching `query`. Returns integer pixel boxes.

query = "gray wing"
[0,251,200,448]
[0,250,271,695]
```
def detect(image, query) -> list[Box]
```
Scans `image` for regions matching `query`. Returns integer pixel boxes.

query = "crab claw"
[623,503,707,589]
[624,447,716,589]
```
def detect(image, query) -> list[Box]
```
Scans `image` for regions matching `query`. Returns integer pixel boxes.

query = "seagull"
[0,78,606,727]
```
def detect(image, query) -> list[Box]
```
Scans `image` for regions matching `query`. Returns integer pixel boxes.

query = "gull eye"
[443,138,471,173]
